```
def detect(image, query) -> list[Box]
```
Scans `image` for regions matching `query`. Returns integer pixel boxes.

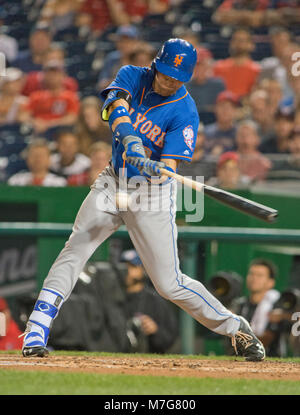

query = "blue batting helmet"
[154,38,197,83]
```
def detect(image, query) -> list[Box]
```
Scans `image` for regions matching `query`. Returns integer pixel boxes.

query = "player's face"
[153,71,184,96]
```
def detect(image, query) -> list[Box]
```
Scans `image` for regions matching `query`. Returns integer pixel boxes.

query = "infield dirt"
[0,354,299,381]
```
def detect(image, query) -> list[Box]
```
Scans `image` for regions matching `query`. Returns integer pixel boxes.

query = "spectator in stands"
[77,0,169,34]
[0,68,26,125]
[19,60,79,135]
[207,151,250,189]
[261,2,300,26]
[50,131,91,178]
[212,0,270,27]
[295,107,300,128]
[231,258,280,357]
[260,109,295,154]
[248,89,275,143]
[8,139,67,186]
[22,45,79,96]
[128,44,156,68]
[204,90,239,156]
[0,297,23,350]
[266,128,300,180]
[119,249,178,354]
[122,0,170,25]
[0,16,18,64]
[284,68,300,112]
[187,48,226,114]
[213,0,300,27]
[38,0,82,34]
[235,120,272,181]
[192,124,205,162]
[259,78,283,119]
[75,96,111,155]
[97,25,141,91]
[12,24,52,73]
[173,27,201,49]
[213,28,261,99]
[68,141,112,186]
[259,27,293,100]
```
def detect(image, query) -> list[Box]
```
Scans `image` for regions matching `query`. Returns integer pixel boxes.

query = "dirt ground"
[0,354,300,381]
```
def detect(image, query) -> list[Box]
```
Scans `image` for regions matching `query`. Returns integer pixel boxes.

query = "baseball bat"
[160,168,278,223]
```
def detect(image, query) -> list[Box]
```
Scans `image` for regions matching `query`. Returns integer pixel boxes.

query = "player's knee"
[155,281,181,301]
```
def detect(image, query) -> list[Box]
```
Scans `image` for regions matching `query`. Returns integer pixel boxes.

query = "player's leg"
[122,179,265,360]
[22,174,123,356]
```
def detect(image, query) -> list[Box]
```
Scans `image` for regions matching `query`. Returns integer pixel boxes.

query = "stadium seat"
[5,154,28,179]
[198,112,216,125]
[0,123,33,157]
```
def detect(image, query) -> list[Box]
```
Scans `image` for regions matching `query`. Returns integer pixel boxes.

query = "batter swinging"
[21,39,265,361]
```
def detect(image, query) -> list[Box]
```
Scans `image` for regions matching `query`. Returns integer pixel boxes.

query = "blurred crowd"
[0,0,299,187]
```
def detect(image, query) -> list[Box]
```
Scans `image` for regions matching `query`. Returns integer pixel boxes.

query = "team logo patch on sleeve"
[183,125,194,150]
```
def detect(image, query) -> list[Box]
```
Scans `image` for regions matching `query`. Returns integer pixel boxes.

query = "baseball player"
[21,39,265,361]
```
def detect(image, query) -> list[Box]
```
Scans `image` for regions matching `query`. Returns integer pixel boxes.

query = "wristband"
[108,106,130,129]
[113,122,137,143]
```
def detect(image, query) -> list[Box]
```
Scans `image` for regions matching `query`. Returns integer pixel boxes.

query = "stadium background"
[0,0,300,358]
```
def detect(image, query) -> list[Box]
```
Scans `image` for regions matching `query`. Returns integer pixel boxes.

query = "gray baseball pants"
[43,165,240,337]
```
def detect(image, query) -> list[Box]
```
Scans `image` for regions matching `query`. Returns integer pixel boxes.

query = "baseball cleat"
[231,316,266,362]
[20,322,49,358]
[22,346,49,357]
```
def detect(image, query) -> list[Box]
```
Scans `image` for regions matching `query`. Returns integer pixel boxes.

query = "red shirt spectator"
[218,0,269,11]
[79,0,112,32]
[25,89,79,120]
[0,297,23,350]
[78,0,169,32]
[214,58,261,98]
[120,0,169,22]
[19,60,80,134]
[22,71,78,96]
[213,28,261,98]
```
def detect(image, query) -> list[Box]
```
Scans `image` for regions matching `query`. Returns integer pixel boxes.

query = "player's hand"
[129,158,166,177]
[123,135,146,165]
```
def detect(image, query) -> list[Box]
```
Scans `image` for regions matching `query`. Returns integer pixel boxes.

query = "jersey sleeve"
[99,65,141,101]
[160,111,199,163]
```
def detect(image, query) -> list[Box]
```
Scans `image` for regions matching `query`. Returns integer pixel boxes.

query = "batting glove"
[123,135,146,165]
[129,158,167,178]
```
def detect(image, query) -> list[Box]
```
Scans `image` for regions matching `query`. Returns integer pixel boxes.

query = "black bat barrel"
[203,185,278,223]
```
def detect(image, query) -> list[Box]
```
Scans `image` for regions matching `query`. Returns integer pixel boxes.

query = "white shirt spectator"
[8,171,67,186]
[50,153,91,177]
[0,33,18,63]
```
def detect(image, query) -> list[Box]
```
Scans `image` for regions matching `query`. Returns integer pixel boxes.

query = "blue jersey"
[100,65,199,178]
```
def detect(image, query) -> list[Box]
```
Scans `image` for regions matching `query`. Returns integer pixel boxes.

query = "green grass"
[0,369,300,395]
